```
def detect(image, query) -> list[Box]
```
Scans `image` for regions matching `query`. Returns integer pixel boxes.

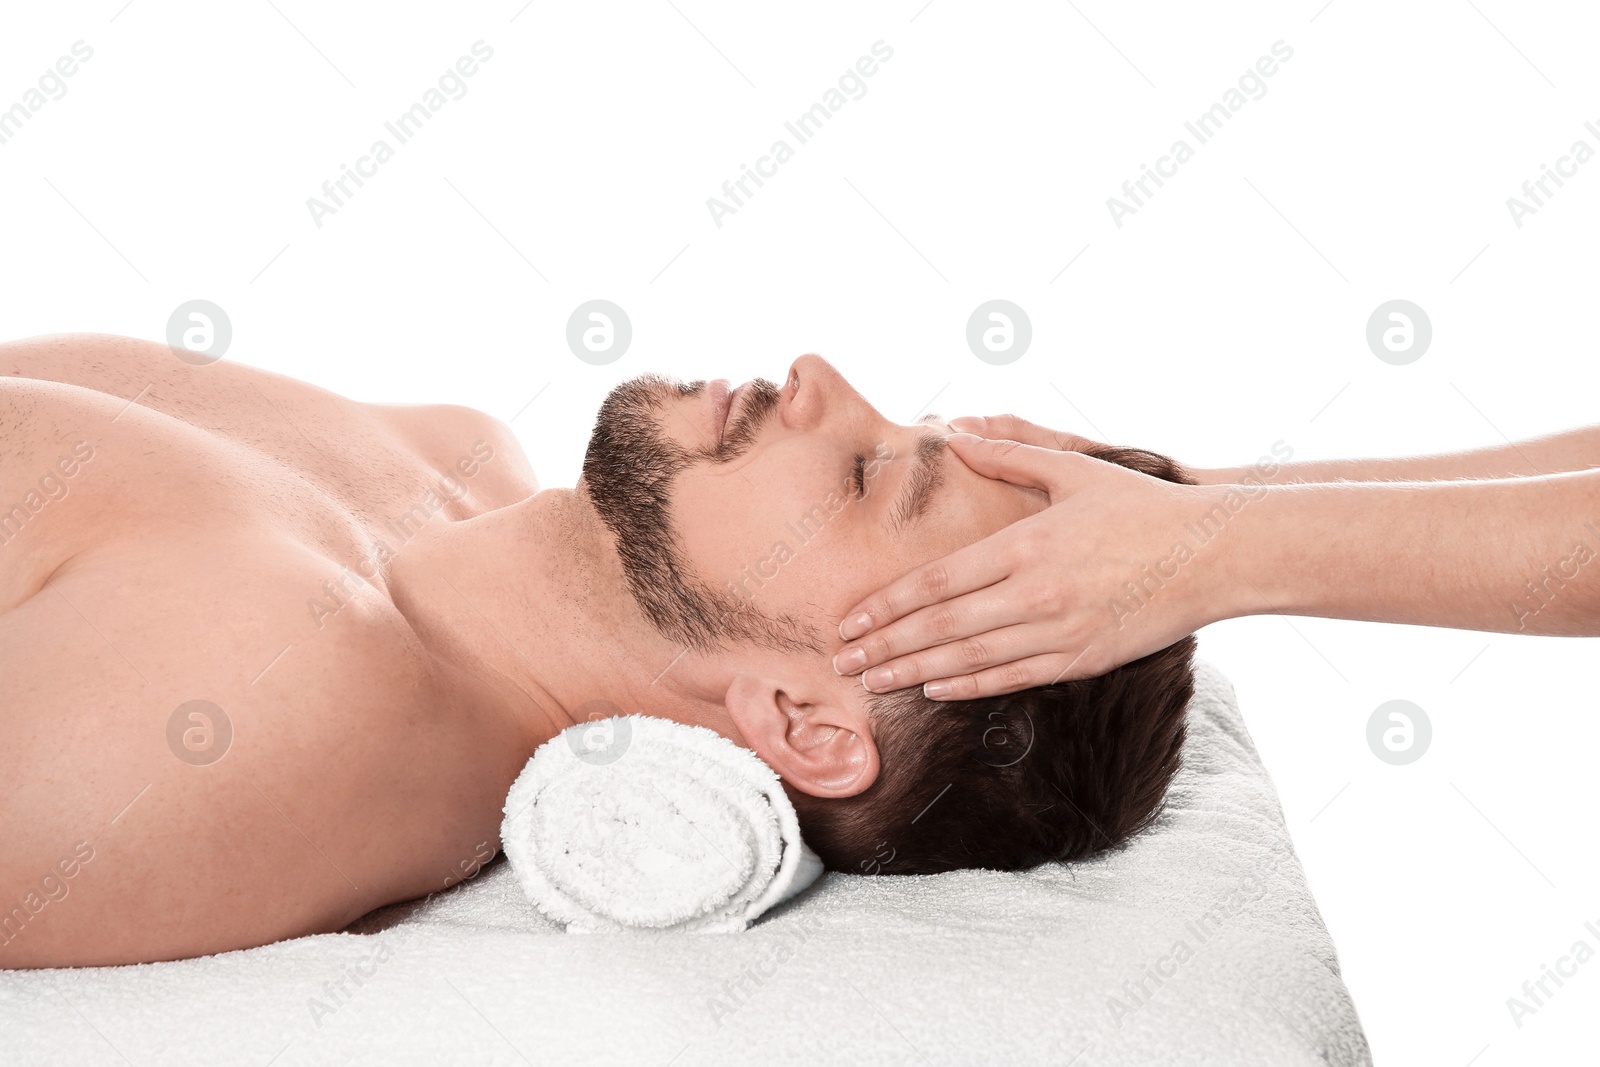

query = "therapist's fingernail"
[833,647,866,674]
[945,432,980,445]
[840,612,873,639]
[924,680,953,698]
[862,667,894,691]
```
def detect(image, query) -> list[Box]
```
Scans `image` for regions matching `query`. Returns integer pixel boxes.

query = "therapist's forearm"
[1211,470,1600,636]
[1195,425,1600,485]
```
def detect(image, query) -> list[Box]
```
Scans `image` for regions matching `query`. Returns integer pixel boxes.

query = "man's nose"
[781,354,840,432]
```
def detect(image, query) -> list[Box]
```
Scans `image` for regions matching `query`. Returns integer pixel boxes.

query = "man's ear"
[724,672,879,798]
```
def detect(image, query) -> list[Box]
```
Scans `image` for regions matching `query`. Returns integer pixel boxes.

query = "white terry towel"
[499,713,825,933]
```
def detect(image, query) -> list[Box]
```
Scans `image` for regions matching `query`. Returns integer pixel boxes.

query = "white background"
[3,1,1598,1063]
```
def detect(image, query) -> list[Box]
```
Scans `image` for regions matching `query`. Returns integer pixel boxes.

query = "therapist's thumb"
[945,433,1082,493]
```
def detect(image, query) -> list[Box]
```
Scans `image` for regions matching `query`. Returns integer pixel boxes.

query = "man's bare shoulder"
[364,400,540,498]
[2,331,541,505]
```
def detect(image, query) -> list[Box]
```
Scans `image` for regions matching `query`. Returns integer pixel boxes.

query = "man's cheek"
[678,507,803,597]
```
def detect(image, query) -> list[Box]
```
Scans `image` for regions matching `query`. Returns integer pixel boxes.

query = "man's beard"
[579,374,822,655]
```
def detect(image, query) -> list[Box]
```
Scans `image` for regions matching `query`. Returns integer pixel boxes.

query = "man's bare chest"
[0,338,540,964]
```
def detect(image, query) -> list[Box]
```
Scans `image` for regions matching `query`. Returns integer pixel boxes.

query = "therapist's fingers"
[944,433,1098,496]
[946,413,1099,454]
[847,620,1072,695]
[833,581,1032,678]
[919,648,1109,700]
[840,444,1090,641]
[837,527,1016,641]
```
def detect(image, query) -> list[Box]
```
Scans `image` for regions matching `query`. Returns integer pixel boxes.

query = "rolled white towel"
[500,713,825,933]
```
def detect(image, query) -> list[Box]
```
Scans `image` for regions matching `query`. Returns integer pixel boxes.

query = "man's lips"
[707,379,751,447]
[707,379,732,446]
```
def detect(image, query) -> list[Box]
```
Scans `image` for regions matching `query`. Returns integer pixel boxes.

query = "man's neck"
[389,486,722,759]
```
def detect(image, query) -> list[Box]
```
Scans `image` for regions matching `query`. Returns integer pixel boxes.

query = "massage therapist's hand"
[832,425,1228,698]
[836,417,1600,698]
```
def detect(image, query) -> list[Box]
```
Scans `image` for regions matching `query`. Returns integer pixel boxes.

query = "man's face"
[580,354,1047,658]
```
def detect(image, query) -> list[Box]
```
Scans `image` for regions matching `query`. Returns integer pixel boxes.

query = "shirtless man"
[0,335,1200,968]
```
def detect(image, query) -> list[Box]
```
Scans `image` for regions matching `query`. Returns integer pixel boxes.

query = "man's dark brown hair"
[790,444,1198,875]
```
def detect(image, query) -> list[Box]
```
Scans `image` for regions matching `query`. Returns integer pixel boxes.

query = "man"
[0,335,1193,968]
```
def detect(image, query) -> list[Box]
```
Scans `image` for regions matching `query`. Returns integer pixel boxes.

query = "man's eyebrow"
[887,431,948,534]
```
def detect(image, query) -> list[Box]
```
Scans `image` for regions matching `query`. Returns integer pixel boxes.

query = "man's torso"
[0,334,540,967]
